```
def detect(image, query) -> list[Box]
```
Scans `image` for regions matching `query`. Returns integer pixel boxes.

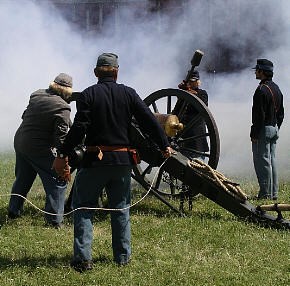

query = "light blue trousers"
[252,125,279,199]
[72,165,132,264]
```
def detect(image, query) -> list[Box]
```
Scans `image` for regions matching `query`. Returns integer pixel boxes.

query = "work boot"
[45,221,63,229]
[7,211,20,219]
[115,256,131,267]
[70,260,93,273]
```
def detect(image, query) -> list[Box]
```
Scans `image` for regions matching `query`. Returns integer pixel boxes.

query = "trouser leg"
[252,133,271,198]
[270,127,279,198]
[73,209,94,262]
[106,166,132,264]
[33,155,66,225]
[42,178,66,225]
[252,126,279,199]
[72,167,105,262]
[271,144,278,198]
[72,166,132,263]
[8,151,37,216]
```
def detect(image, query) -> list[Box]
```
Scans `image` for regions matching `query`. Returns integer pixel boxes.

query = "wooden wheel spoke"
[178,132,210,144]
[152,101,159,113]
[167,96,172,114]
[179,147,210,158]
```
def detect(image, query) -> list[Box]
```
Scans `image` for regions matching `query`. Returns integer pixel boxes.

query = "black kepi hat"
[252,59,273,71]
[188,70,200,81]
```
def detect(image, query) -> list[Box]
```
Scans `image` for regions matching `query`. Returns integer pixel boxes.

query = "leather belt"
[86,146,130,152]
[86,145,140,164]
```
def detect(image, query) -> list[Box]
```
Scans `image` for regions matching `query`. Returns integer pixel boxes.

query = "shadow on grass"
[130,201,181,218]
[193,210,226,221]
[0,254,113,270]
[0,204,115,229]
[0,204,47,226]
[0,254,72,270]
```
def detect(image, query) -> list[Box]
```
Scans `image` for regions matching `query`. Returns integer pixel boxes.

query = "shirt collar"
[98,77,116,84]
[259,79,272,84]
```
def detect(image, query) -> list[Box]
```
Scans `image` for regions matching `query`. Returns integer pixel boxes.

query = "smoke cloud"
[0,0,289,178]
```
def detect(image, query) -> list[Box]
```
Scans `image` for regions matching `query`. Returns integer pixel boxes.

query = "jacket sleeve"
[197,89,208,106]
[276,91,284,129]
[59,92,90,155]
[250,89,265,139]
[132,93,169,150]
[53,106,71,149]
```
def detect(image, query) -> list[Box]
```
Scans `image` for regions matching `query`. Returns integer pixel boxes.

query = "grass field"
[0,152,289,286]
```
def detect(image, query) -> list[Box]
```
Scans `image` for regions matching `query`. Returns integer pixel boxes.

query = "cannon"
[128,50,290,229]
[131,50,219,212]
[67,51,290,229]
[130,87,290,229]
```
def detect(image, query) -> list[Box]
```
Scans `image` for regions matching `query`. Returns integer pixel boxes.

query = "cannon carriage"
[130,87,290,229]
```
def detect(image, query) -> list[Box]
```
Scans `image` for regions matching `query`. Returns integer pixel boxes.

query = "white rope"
[188,158,248,201]
[0,159,168,216]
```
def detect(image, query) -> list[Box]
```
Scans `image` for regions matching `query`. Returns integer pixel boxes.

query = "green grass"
[0,153,289,286]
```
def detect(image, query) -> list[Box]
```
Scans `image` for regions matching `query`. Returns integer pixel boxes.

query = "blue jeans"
[72,165,132,264]
[252,125,279,198]
[8,151,66,224]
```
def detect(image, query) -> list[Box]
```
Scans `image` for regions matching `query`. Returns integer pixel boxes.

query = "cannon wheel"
[132,88,220,199]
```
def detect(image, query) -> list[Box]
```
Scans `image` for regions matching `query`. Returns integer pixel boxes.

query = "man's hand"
[187,88,197,95]
[52,157,71,182]
[162,146,175,158]
[178,81,188,90]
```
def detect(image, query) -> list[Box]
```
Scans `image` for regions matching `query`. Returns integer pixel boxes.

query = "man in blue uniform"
[175,70,209,160]
[251,59,284,200]
[53,53,171,272]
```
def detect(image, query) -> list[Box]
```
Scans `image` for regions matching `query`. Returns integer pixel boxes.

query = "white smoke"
[0,0,289,178]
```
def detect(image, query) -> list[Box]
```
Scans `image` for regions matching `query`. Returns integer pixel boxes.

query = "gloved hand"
[178,81,188,90]
[52,157,71,182]
[62,163,71,182]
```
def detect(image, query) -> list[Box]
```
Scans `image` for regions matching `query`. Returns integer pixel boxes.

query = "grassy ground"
[0,153,289,286]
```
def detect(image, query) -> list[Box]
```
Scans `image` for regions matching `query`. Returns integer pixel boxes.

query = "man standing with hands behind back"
[53,52,172,272]
[251,59,284,200]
